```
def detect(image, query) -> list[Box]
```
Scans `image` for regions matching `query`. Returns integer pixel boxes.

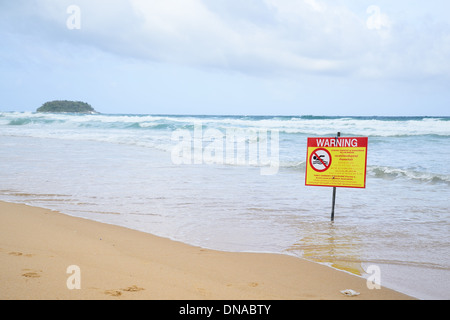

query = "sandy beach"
[0,201,414,300]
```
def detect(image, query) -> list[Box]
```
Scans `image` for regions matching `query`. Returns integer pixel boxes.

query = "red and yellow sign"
[305,137,368,188]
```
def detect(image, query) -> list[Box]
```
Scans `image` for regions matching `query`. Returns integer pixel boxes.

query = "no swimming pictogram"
[309,148,332,172]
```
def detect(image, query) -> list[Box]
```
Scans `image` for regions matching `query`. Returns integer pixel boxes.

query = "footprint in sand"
[9,252,33,257]
[104,289,122,297]
[122,285,145,292]
[104,285,145,297]
[22,270,41,278]
[196,287,209,296]
[226,282,260,289]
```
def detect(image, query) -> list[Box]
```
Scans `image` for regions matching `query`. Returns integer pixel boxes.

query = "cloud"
[87,0,367,75]
[2,0,450,81]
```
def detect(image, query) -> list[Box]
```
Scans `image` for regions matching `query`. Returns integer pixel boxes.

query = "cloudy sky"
[1,0,449,115]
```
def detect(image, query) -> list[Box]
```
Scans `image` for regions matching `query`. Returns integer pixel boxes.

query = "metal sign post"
[331,186,337,222]
[330,132,340,222]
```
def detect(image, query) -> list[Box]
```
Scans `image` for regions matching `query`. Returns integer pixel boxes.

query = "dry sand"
[0,201,414,300]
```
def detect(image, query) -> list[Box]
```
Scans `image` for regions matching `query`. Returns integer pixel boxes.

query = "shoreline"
[0,201,415,300]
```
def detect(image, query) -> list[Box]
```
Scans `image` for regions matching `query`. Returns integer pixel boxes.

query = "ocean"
[0,112,449,299]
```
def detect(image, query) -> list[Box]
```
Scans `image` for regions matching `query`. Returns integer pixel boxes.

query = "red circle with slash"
[309,148,332,172]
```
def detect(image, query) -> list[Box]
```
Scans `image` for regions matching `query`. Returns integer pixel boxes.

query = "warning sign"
[305,137,368,188]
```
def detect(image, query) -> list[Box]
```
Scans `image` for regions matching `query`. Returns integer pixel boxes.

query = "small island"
[37,100,98,114]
